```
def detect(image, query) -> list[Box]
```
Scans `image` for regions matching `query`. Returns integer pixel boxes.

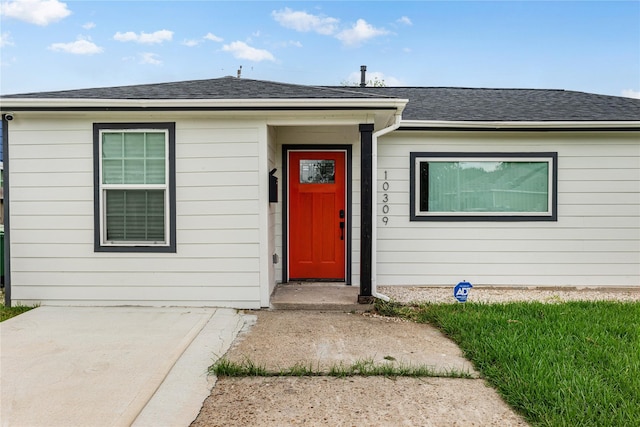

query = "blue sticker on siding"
[454,281,473,303]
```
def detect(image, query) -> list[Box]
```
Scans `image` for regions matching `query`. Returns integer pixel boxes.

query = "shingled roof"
[349,87,640,122]
[1,77,389,101]
[3,77,639,122]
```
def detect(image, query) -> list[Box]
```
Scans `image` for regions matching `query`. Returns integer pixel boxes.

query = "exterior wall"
[266,126,278,303]
[376,130,640,287]
[8,112,266,307]
[274,125,362,286]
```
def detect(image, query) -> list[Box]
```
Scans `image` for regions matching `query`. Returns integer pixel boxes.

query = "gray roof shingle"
[1,77,389,100]
[2,77,639,122]
[347,87,640,121]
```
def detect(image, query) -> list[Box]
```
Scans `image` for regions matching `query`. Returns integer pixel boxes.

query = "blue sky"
[1,0,639,98]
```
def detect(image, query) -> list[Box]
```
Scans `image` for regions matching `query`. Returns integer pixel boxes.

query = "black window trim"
[93,122,176,253]
[409,151,558,222]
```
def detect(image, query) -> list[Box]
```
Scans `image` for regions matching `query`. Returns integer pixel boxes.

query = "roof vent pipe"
[360,65,367,87]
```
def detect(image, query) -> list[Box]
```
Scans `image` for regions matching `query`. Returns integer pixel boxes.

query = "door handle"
[339,221,345,240]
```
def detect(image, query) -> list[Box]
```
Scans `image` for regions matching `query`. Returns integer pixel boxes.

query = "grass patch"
[0,304,35,322]
[212,357,268,377]
[376,299,640,427]
[0,289,37,322]
[210,356,472,379]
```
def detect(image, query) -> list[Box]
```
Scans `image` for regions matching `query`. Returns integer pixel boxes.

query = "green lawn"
[376,300,640,427]
[0,291,35,322]
[0,304,34,322]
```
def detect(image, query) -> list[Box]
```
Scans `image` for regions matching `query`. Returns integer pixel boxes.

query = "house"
[1,76,639,308]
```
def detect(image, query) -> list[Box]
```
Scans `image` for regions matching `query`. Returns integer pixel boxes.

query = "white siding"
[266,126,278,302]
[376,131,640,287]
[8,113,265,308]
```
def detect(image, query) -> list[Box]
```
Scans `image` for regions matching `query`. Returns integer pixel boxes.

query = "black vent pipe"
[360,65,367,87]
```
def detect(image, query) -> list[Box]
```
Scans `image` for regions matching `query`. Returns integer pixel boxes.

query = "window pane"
[103,159,123,184]
[106,215,125,240]
[123,190,147,214]
[124,216,148,240]
[102,133,123,158]
[146,133,166,158]
[105,190,165,242]
[423,161,549,213]
[146,159,165,184]
[124,133,145,157]
[106,190,125,214]
[123,159,145,184]
[102,133,124,184]
[146,187,166,212]
[300,160,335,184]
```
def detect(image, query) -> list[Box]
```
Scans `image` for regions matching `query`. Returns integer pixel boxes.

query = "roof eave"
[0,97,408,112]
[398,120,640,130]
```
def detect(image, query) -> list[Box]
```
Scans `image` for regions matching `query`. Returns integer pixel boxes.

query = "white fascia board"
[399,120,640,129]
[0,97,408,111]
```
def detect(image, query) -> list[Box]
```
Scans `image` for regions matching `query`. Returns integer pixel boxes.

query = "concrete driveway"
[0,306,245,427]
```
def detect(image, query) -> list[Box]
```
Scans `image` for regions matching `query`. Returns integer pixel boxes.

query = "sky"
[0,0,639,98]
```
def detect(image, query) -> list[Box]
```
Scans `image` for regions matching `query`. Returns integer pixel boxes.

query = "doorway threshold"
[270,282,373,312]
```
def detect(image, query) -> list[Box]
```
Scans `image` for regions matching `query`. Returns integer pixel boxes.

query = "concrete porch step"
[269,282,374,312]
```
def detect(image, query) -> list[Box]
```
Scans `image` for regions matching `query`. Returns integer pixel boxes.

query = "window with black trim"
[94,123,176,252]
[410,152,557,221]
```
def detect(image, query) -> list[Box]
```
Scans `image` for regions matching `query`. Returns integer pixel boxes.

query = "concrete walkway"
[191,310,529,426]
[0,306,245,427]
[270,282,372,311]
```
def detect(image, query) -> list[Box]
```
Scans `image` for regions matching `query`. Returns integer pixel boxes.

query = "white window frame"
[410,152,558,222]
[94,123,176,252]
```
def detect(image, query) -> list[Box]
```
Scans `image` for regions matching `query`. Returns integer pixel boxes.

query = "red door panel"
[289,151,346,280]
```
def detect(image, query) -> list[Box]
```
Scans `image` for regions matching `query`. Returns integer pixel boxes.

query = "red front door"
[289,151,346,280]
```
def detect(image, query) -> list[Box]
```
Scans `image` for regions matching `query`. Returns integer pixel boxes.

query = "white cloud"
[114,30,173,44]
[113,32,137,42]
[621,89,640,99]
[336,19,390,47]
[0,0,70,25]
[222,41,275,62]
[82,21,95,30]
[272,7,391,48]
[397,16,412,26]
[272,7,339,35]
[0,32,15,47]
[139,52,162,65]
[182,39,200,47]
[204,32,223,42]
[183,33,223,47]
[49,36,102,54]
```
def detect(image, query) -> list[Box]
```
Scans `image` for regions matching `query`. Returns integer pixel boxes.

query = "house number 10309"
[382,171,389,225]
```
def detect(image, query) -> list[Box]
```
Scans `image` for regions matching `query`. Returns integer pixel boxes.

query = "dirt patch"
[190,310,528,426]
